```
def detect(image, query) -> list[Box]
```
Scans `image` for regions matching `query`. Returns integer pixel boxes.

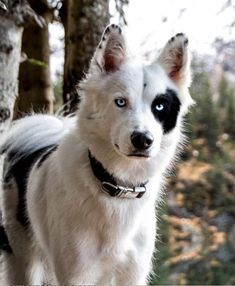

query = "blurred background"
[0,0,235,285]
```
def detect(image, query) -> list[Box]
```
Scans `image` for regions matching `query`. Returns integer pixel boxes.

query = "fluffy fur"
[0,24,193,285]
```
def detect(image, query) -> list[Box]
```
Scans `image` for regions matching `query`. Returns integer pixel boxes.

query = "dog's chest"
[79,198,143,258]
[80,218,141,279]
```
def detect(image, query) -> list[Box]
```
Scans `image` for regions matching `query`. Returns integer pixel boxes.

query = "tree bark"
[14,0,54,118]
[61,0,110,114]
[0,0,44,133]
[0,5,23,133]
[0,2,44,283]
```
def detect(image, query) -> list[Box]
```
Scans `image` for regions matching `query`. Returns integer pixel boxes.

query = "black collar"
[88,151,147,199]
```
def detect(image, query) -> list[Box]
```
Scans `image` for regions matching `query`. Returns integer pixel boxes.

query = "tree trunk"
[0,2,44,283]
[14,0,54,118]
[61,0,110,114]
[0,0,44,132]
[0,4,23,134]
[0,0,44,186]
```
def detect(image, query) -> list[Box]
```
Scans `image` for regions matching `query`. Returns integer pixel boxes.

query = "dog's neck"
[88,151,147,199]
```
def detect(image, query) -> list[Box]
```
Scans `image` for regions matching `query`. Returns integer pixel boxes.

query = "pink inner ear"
[168,48,183,81]
[104,46,125,72]
[169,66,181,81]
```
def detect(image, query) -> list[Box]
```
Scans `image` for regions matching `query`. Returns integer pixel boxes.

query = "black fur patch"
[151,88,181,133]
[104,26,110,34]
[37,145,58,168]
[176,32,185,37]
[0,107,10,123]
[0,225,12,253]
[4,145,57,228]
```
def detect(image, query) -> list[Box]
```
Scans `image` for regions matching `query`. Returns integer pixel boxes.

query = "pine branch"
[114,0,129,25]
[0,0,46,27]
[0,1,7,11]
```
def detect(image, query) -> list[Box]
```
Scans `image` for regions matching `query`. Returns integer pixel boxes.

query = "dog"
[0,24,193,285]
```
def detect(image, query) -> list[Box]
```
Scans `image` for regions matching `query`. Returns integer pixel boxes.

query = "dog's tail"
[0,114,76,165]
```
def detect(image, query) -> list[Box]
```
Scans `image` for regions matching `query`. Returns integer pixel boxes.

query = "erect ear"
[157,33,190,86]
[89,24,127,74]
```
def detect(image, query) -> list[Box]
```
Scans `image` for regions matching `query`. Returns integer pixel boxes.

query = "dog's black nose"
[131,131,154,150]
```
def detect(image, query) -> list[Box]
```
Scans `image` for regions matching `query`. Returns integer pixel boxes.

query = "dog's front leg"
[114,217,156,285]
[51,246,101,285]
[113,254,153,286]
[52,258,87,285]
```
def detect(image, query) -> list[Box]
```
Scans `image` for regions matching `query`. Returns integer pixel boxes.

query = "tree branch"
[1,0,45,27]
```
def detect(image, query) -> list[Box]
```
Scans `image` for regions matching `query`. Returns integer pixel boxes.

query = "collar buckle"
[102,182,146,199]
[89,151,147,199]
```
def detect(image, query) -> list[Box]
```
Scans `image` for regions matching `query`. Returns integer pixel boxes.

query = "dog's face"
[79,25,193,175]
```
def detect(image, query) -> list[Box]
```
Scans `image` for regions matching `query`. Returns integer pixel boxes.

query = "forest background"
[0,0,235,285]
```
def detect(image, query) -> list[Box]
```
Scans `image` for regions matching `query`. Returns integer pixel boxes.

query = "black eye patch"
[151,88,181,133]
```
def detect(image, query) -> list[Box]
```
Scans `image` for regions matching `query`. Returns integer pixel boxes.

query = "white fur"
[0,114,76,165]
[1,25,193,285]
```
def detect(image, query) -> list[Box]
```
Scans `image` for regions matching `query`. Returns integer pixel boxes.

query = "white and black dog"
[0,24,193,285]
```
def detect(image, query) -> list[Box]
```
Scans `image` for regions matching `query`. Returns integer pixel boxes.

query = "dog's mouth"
[127,153,150,158]
[114,144,151,159]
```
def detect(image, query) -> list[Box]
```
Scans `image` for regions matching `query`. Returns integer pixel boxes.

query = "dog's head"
[78,24,193,181]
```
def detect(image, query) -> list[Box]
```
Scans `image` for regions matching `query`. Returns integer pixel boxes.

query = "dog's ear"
[89,24,126,74]
[157,33,190,86]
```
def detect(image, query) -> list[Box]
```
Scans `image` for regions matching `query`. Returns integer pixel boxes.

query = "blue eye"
[155,103,165,111]
[115,98,127,108]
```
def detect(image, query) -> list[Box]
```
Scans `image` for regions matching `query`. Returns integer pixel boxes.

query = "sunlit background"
[50,0,235,77]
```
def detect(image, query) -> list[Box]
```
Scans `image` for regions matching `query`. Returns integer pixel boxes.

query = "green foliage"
[149,205,170,285]
[205,155,231,208]
[216,73,235,138]
[224,89,235,138]
[218,74,230,108]
[210,263,235,284]
[53,72,63,110]
[27,58,48,68]
[153,55,235,285]
[199,80,220,153]
[185,261,235,285]
[189,57,220,154]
